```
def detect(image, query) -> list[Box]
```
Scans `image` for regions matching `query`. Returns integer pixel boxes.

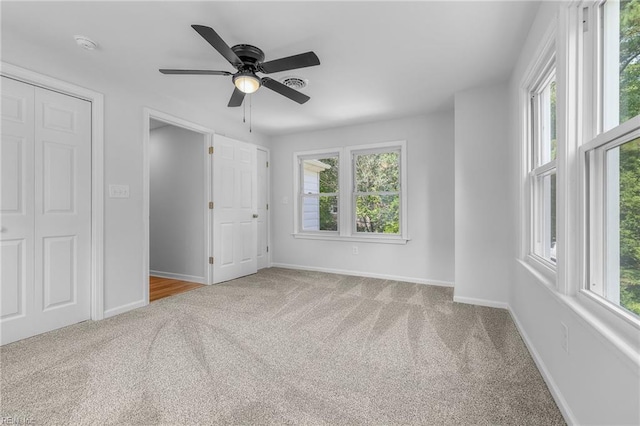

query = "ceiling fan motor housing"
[231,44,265,69]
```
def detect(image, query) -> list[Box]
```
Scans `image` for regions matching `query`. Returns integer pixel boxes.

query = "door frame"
[257,146,272,269]
[1,62,105,320]
[142,108,214,305]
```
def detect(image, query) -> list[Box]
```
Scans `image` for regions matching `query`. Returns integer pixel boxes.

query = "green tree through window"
[354,151,400,233]
[619,0,640,315]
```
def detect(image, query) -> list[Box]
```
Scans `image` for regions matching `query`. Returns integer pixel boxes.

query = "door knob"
[253,214,259,218]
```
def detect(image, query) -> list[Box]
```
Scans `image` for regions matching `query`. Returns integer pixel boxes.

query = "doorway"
[149,119,208,300]
[143,110,213,304]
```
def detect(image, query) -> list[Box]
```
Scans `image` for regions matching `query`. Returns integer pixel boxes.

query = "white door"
[213,135,257,283]
[256,148,269,270]
[1,77,91,345]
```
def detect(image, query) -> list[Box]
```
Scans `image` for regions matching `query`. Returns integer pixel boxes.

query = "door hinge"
[209,146,214,154]
[209,201,214,209]
[266,203,269,210]
[209,257,214,264]
[266,161,269,168]
[583,7,589,32]
[266,246,269,253]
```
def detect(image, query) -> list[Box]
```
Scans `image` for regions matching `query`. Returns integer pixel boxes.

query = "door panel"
[0,239,26,319]
[220,223,234,265]
[34,86,91,330]
[42,236,76,309]
[43,141,76,213]
[213,135,257,283]
[1,77,35,343]
[0,77,91,345]
[1,135,25,212]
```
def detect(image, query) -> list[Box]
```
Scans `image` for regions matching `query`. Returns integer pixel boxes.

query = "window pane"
[302,195,338,231]
[535,172,556,262]
[604,0,640,128]
[538,78,557,165]
[355,194,399,234]
[605,137,640,316]
[620,1,640,123]
[302,157,338,194]
[355,151,399,192]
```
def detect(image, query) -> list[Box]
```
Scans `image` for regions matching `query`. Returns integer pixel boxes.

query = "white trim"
[293,140,408,240]
[292,233,408,245]
[103,299,146,319]
[271,263,453,287]
[293,148,341,235]
[143,108,215,306]
[508,306,577,426]
[453,296,509,310]
[257,146,272,269]
[1,62,105,321]
[149,270,206,285]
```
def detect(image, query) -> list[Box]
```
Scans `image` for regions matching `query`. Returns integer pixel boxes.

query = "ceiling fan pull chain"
[243,99,246,123]
[249,95,252,133]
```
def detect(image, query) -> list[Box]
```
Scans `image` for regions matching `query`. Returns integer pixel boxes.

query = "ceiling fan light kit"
[159,24,320,109]
[233,71,261,94]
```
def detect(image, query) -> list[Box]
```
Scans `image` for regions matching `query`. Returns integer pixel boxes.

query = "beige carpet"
[1,268,564,425]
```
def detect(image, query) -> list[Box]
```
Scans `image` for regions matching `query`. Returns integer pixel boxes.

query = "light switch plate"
[109,184,130,198]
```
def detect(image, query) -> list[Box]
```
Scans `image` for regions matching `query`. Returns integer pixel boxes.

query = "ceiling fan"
[160,25,320,107]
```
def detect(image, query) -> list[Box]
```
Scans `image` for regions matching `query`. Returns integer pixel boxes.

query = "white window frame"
[579,118,640,327]
[294,149,341,235]
[530,68,558,269]
[578,0,640,327]
[520,32,559,282]
[293,140,408,244]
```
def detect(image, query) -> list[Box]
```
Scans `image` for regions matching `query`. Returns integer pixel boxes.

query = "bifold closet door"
[1,77,91,345]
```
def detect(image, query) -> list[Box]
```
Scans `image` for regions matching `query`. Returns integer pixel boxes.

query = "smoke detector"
[281,76,308,90]
[74,35,98,50]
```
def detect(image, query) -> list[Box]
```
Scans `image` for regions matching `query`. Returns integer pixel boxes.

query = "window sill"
[292,233,409,245]
[516,258,640,371]
[524,254,557,287]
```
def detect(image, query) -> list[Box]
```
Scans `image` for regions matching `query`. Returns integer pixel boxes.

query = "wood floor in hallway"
[149,276,204,302]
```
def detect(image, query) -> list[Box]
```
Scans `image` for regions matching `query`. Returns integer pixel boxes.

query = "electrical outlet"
[560,322,569,354]
[352,246,359,255]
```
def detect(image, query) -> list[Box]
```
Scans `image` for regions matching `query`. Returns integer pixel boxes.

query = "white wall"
[1,37,272,316]
[508,3,640,425]
[270,113,455,285]
[149,125,205,282]
[453,83,511,308]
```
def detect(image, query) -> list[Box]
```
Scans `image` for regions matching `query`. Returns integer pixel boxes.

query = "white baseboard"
[103,299,147,319]
[508,307,576,425]
[270,262,454,287]
[453,295,509,310]
[149,270,205,285]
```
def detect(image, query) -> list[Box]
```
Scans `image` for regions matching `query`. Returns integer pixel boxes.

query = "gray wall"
[270,113,455,285]
[454,82,511,307]
[149,125,205,282]
[0,37,272,315]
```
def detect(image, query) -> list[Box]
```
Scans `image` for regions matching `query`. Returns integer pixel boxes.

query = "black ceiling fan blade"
[159,69,232,76]
[192,24,243,69]
[262,77,310,104]
[260,52,320,74]
[228,88,246,107]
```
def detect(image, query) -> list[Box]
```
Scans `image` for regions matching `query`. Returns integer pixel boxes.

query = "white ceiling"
[1,1,540,136]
